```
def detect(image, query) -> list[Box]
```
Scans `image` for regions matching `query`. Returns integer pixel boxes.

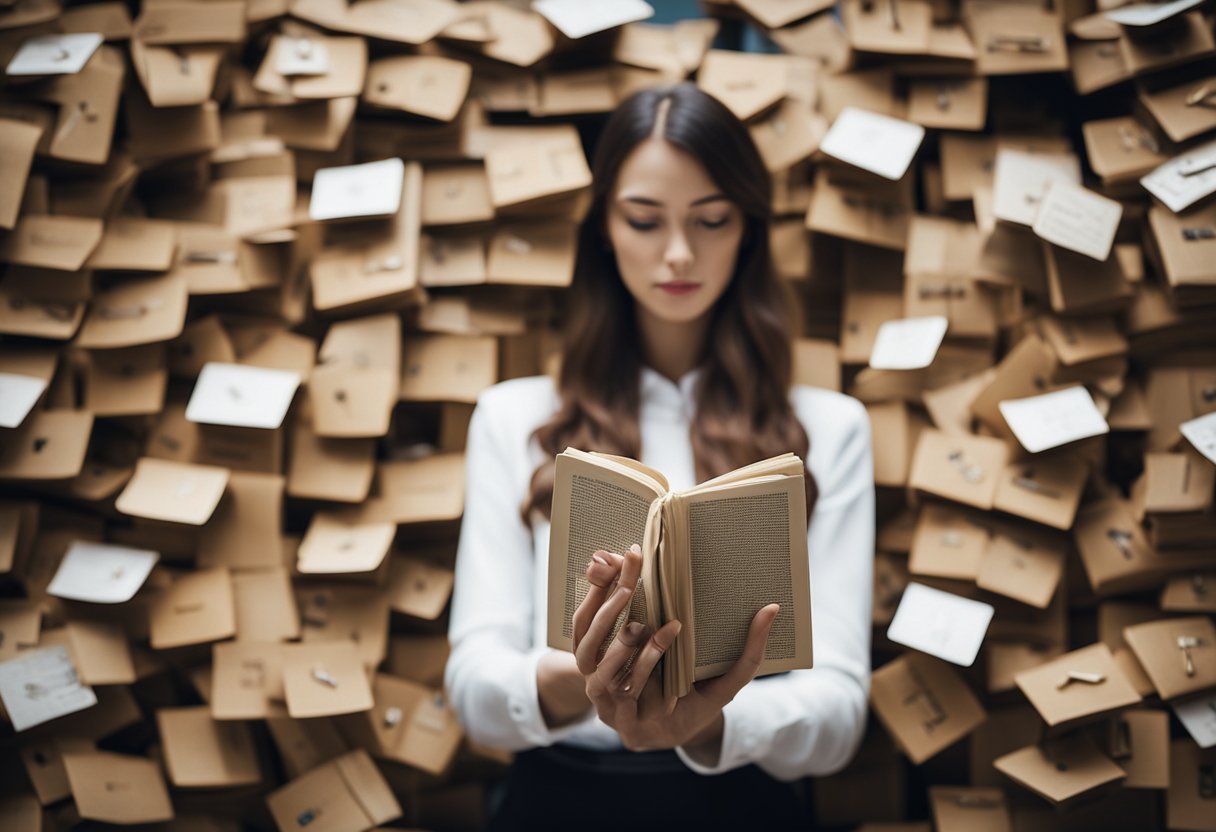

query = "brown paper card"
[970,332,1060,436]
[1147,203,1216,294]
[975,525,1066,609]
[909,502,989,580]
[87,218,176,272]
[486,221,578,287]
[806,167,912,251]
[133,0,245,44]
[265,748,401,832]
[966,0,1068,76]
[909,428,1011,510]
[341,674,462,776]
[84,344,168,417]
[232,567,299,642]
[0,215,103,272]
[839,243,905,364]
[1101,710,1170,790]
[843,0,933,55]
[62,751,174,824]
[53,620,134,685]
[869,652,986,764]
[993,735,1125,807]
[286,421,375,503]
[115,457,229,525]
[281,641,374,718]
[1161,573,1216,614]
[929,786,1010,832]
[296,513,394,576]
[1038,315,1128,367]
[1118,12,1214,77]
[904,215,997,338]
[130,40,224,107]
[0,599,40,661]
[0,410,93,481]
[696,49,787,121]
[993,454,1087,531]
[907,78,988,131]
[986,641,1065,694]
[1124,615,1216,700]
[297,585,390,669]
[210,640,287,720]
[420,232,488,287]
[0,119,42,230]
[1167,739,1216,832]
[386,555,454,620]
[157,705,261,788]
[75,272,189,350]
[421,163,493,226]
[364,55,471,122]
[19,737,94,806]
[1081,116,1167,185]
[388,634,451,688]
[339,453,466,526]
[197,471,284,569]
[400,333,497,404]
[1014,642,1141,729]
[149,567,236,649]
[483,132,591,211]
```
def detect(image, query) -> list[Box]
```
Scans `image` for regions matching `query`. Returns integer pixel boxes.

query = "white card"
[0,646,97,732]
[819,107,926,181]
[533,0,655,39]
[1140,137,1216,213]
[1180,411,1216,466]
[47,541,159,604]
[886,582,994,667]
[1105,0,1204,26]
[275,36,330,76]
[1032,180,1123,261]
[6,33,103,77]
[869,316,949,370]
[1173,693,1216,749]
[309,158,405,222]
[0,372,48,428]
[998,386,1110,454]
[185,362,301,430]
[992,148,1081,226]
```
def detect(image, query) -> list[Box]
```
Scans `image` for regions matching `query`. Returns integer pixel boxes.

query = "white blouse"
[445,366,875,781]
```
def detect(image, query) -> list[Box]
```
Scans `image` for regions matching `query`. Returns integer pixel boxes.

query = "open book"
[547,448,812,699]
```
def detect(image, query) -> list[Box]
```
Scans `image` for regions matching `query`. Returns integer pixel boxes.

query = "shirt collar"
[640,364,702,422]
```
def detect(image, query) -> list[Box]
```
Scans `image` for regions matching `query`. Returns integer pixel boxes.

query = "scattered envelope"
[0,372,47,428]
[185,362,301,430]
[309,157,404,221]
[992,148,1081,226]
[6,33,103,76]
[1140,136,1216,213]
[1173,692,1216,748]
[1180,411,1216,465]
[0,646,97,732]
[46,541,159,604]
[998,386,1110,454]
[533,0,654,39]
[869,316,948,370]
[1105,0,1204,26]
[1032,180,1122,262]
[820,107,925,181]
[276,36,330,76]
[115,457,230,525]
[887,582,994,667]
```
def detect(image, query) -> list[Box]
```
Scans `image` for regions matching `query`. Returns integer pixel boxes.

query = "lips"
[657,282,700,295]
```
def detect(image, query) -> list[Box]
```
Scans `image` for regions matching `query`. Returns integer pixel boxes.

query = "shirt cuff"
[509,646,596,747]
[674,700,766,775]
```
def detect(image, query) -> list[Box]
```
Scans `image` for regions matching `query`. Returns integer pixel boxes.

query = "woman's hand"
[571,546,779,759]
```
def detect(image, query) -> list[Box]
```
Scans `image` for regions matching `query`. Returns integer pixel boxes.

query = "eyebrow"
[619,194,730,208]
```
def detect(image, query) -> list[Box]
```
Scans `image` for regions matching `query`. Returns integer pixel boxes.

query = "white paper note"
[1173,693,1216,749]
[1141,137,1216,213]
[886,582,994,667]
[1032,180,1123,261]
[0,646,97,732]
[819,107,926,181]
[6,33,103,77]
[47,541,159,604]
[533,0,655,39]
[0,372,48,428]
[1180,411,1216,466]
[185,362,301,430]
[998,386,1110,454]
[275,36,330,76]
[869,316,949,370]
[309,158,405,222]
[992,148,1082,226]
[1105,0,1204,26]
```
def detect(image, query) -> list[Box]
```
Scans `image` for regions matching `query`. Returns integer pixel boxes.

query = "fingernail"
[629,543,641,554]
[624,622,645,638]
[591,553,608,566]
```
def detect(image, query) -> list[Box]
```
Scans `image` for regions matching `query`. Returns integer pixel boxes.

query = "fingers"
[698,604,779,707]
[572,550,622,650]
[573,546,642,674]
[621,619,681,699]
[593,620,648,691]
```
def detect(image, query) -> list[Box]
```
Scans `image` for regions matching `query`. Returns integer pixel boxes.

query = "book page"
[683,476,811,683]
[547,451,663,650]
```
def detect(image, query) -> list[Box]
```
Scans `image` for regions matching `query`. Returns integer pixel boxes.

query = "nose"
[664,227,693,275]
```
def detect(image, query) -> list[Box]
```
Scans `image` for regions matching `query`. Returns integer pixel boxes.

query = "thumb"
[698,603,779,707]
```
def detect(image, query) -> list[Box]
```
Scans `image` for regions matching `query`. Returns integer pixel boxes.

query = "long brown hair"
[522,83,818,525]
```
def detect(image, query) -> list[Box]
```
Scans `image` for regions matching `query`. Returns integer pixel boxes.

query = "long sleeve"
[676,392,875,780]
[444,383,593,750]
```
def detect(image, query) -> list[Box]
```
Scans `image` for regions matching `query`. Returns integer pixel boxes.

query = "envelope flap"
[61,751,174,824]
[134,0,246,44]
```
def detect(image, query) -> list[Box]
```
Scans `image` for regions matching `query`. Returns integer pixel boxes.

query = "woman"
[445,82,874,830]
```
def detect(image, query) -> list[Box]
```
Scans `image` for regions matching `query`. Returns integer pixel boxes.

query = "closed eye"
[626,218,659,231]
[699,217,730,229]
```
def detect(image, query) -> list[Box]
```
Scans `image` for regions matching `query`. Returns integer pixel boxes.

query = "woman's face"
[605,138,746,325]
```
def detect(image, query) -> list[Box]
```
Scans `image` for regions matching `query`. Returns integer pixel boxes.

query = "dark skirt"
[486,744,812,831]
